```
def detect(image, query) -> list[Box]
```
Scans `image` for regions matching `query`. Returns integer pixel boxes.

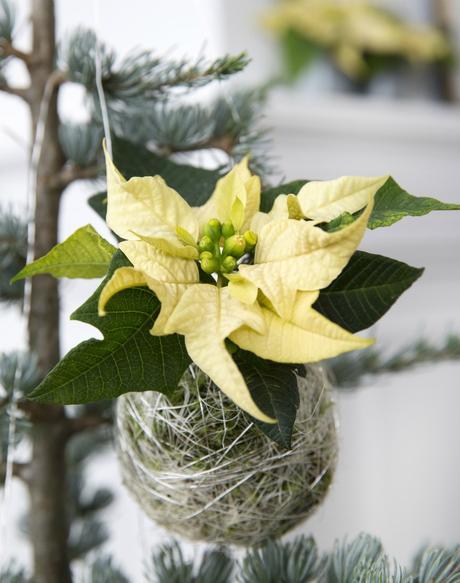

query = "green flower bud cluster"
[198,218,258,275]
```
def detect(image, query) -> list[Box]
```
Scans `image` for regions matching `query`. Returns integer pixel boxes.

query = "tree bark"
[26,1,72,581]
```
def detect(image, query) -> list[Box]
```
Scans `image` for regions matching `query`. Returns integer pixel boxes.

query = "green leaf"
[369,177,460,229]
[260,180,307,213]
[88,135,222,220]
[12,225,115,282]
[314,251,424,333]
[88,191,109,223]
[29,251,191,405]
[280,28,321,81]
[321,211,357,233]
[234,349,302,449]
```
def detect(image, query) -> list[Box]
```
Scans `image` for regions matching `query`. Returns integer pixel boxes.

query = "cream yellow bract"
[99,149,386,422]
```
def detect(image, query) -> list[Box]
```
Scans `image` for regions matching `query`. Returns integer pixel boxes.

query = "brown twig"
[0,39,32,64]
[51,163,102,189]
[159,133,237,157]
[207,134,237,154]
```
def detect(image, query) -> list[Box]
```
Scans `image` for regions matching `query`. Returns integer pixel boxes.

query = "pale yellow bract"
[99,147,386,423]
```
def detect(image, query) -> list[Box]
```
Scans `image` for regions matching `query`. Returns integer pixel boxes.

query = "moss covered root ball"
[116,364,337,546]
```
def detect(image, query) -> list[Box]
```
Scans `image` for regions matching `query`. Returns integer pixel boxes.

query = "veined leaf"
[369,177,460,229]
[88,135,222,220]
[28,251,190,405]
[12,225,115,282]
[234,349,302,449]
[314,251,424,332]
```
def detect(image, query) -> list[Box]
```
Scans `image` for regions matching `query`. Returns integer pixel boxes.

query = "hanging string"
[93,0,112,157]
[91,1,152,563]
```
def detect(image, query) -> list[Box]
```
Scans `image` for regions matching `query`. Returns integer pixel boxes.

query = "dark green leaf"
[260,180,307,213]
[29,251,190,405]
[314,251,424,332]
[280,29,321,81]
[234,349,302,449]
[370,177,460,229]
[88,135,222,220]
[88,191,108,222]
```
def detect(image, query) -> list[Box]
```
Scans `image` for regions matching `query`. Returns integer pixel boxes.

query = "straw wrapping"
[116,364,337,546]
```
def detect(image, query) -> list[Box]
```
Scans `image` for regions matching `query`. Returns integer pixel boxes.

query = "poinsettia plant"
[14,136,459,447]
[264,0,450,83]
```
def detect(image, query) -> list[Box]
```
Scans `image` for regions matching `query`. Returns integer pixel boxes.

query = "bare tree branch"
[206,134,236,154]
[0,39,32,64]
[159,133,236,157]
[52,163,102,189]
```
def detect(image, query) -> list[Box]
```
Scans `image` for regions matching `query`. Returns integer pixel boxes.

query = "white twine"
[116,365,338,547]
[93,0,112,157]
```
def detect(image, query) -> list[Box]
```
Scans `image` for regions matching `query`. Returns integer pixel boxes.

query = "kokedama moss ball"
[116,364,337,547]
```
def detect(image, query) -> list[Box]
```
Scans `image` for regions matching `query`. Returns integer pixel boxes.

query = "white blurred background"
[1,0,459,580]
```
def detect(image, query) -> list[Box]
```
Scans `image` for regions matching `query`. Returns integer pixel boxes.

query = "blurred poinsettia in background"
[263,0,450,91]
